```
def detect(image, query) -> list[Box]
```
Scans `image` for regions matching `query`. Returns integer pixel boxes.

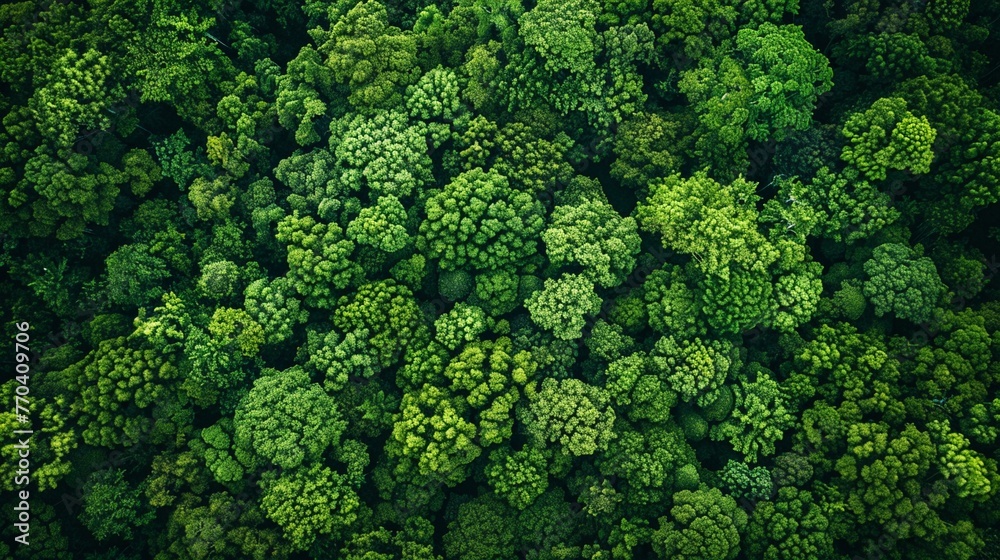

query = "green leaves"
[652,485,748,560]
[28,49,111,151]
[80,469,154,542]
[276,212,361,308]
[863,242,947,324]
[444,495,517,560]
[244,276,308,345]
[678,23,832,178]
[543,199,641,288]
[319,0,420,109]
[735,23,833,141]
[841,97,937,181]
[329,109,433,198]
[485,447,549,509]
[15,150,124,239]
[7,0,1000,556]
[928,419,995,500]
[434,303,489,350]
[638,172,773,274]
[406,66,462,121]
[745,487,835,560]
[234,367,346,470]
[418,167,544,271]
[389,384,481,485]
[650,334,739,404]
[710,370,794,462]
[525,273,602,340]
[523,377,615,456]
[261,463,361,550]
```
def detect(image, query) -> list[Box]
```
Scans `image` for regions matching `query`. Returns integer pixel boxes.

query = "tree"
[180,325,247,406]
[542,199,641,288]
[276,212,361,309]
[275,47,333,146]
[154,130,209,189]
[388,384,481,486]
[770,167,899,244]
[840,97,937,182]
[27,48,111,151]
[505,0,654,128]
[244,277,309,345]
[304,328,381,392]
[611,111,688,190]
[492,122,575,195]
[124,4,236,125]
[197,259,241,300]
[525,273,602,340]
[843,32,940,82]
[434,303,489,351]
[443,495,516,560]
[0,383,77,493]
[649,334,740,405]
[766,239,824,333]
[64,332,182,448]
[604,353,677,424]
[522,377,615,456]
[514,488,584,556]
[260,463,361,551]
[783,322,901,417]
[273,149,343,215]
[678,24,832,179]
[643,266,705,339]
[651,485,749,560]
[438,269,473,301]
[734,23,833,141]
[329,109,433,199]
[346,194,411,253]
[636,172,776,276]
[188,175,237,221]
[233,367,346,470]
[104,244,171,308]
[697,261,777,335]
[406,65,463,121]
[719,459,773,502]
[469,269,521,316]
[418,167,544,271]
[601,422,696,506]
[341,518,442,560]
[199,418,258,485]
[896,309,993,410]
[710,369,795,463]
[744,487,836,560]
[12,150,125,240]
[863,242,947,324]
[485,446,549,510]
[927,419,995,500]
[331,280,429,368]
[80,469,154,542]
[441,337,535,445]
[585,319,637,362]
[317,0,420,109]
[834,422,944,542]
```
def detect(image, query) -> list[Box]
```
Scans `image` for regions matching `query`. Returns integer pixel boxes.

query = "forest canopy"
[2,0,1000,558]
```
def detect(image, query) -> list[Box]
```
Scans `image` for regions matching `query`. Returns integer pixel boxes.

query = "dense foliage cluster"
[2,0,1000,558]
